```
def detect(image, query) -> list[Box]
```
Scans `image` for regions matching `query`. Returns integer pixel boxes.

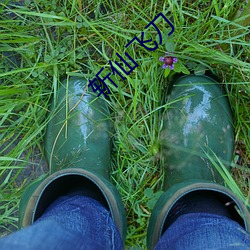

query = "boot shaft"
[160,75,234,189]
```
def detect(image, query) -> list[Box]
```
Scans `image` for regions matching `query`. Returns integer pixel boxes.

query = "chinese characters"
[88,12,175,98]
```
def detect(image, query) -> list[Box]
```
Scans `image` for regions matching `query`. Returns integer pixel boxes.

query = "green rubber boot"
[147,75,250,249]
[19,77,127,242]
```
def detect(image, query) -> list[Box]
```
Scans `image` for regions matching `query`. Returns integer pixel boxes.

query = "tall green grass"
[0,0,249,248]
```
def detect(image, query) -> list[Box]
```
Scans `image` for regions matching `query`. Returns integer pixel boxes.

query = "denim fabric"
[0,196,123,250]
[1,197,250,250]
[156,213,250,250]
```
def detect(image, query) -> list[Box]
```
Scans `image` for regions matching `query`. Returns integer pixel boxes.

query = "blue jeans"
[0,196,123,250]
[0,196,249,249]
[156,213,250,250]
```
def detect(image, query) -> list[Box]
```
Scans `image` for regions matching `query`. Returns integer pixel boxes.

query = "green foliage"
[0,0,250,248]
[144,188,164,210]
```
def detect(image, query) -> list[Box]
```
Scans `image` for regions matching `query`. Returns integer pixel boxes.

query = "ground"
[0,0,249,249]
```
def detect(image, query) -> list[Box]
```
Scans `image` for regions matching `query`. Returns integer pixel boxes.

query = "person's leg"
[147,75,250,249]
[155,213,250,250]
[17,77,126,248]
[0,195,123,250]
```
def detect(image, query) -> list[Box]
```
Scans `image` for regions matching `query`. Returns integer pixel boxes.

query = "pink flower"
[159,53,177,70]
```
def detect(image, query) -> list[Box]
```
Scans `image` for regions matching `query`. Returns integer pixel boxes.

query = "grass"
[0,0,249,248]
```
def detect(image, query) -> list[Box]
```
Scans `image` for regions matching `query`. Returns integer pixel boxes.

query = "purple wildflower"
[159,53,177,70]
